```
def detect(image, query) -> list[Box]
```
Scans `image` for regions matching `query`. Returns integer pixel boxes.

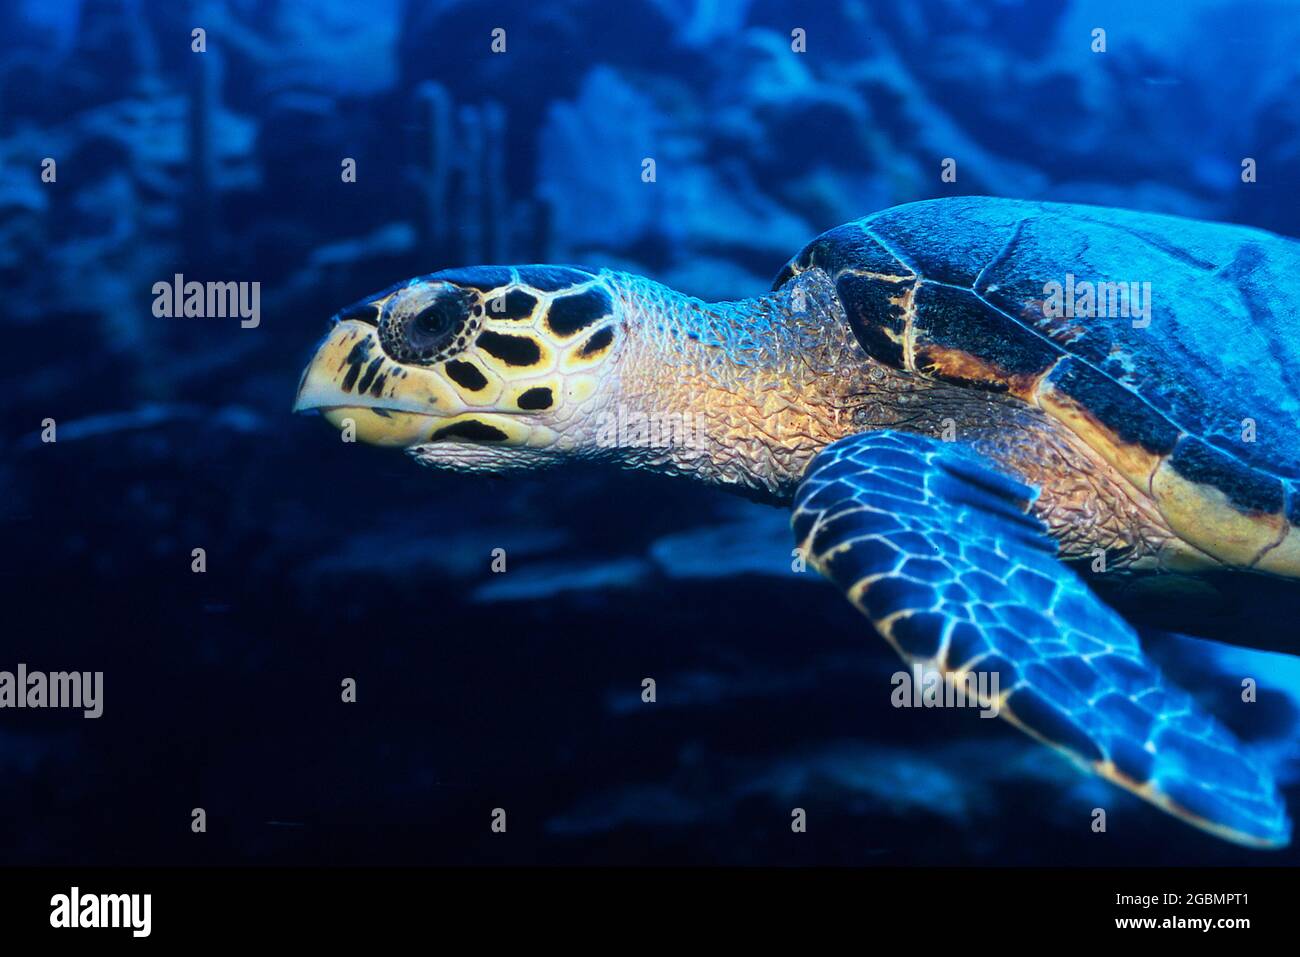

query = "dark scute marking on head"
[342,335,373,368]
[340,362,361,393]
[913,282,1059,377]
[444,359,489,391]
[356,355,385,395]
[517,387,553,411]
[432,420,509,442]
[339,337,372,392]
[546,287,613,336]
[477,330,542,366]
[1170,438,1284,515]
[835,273,908,368]
[487,289,538,320]
[369,373,387,397]
[516,265,596,292]
[430,267,514,292]
[793,222,912,280]
[580,325,615,357]
[1045,357,1180,455]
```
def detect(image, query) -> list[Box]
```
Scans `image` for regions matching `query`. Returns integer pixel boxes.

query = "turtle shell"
[775,197,1300,575]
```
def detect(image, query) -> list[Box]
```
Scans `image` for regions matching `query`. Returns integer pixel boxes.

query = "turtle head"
[294,266,627,471]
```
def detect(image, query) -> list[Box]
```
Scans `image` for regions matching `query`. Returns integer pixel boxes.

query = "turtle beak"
[293,319,456,447]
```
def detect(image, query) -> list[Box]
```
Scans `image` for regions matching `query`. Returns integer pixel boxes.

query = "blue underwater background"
[2,0,1300,865]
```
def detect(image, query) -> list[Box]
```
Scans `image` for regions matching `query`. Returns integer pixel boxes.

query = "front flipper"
[793,431,1290,848]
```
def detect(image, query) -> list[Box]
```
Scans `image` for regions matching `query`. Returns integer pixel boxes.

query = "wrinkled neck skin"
[598,269,892,503]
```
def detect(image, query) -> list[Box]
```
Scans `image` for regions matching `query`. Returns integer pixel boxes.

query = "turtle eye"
[407,301,460,352]
[379,285,478,364]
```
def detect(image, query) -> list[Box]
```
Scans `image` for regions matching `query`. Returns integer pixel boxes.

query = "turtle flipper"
[793,431,1291,848]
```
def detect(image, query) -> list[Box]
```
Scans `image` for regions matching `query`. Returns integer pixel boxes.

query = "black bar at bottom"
[0,866,1290,942]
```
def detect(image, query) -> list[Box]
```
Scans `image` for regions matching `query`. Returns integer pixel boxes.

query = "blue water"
[2,0,1298,864]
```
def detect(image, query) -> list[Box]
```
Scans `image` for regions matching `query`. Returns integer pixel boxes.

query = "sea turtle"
[294,196,1300,848]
